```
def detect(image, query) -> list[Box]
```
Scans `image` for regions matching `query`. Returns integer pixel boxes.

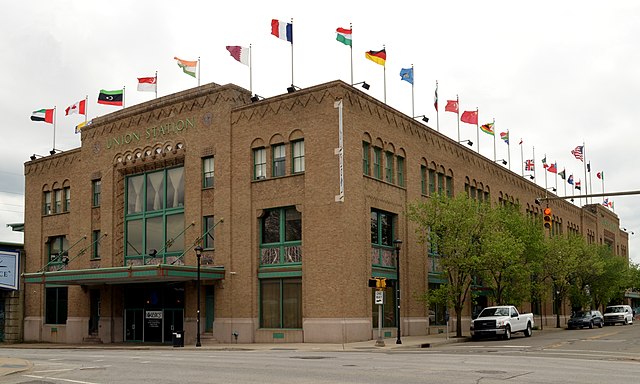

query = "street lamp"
[195,245,203,347]
[394,239,402,344]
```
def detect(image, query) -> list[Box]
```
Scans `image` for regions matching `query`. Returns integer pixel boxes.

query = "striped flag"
[31,108,54,123]
[571,145,584,161]
[480,122,494,135]
[500,131,509,144]
[271,19,293,43]
[174,57,197,77]
[365,49,386,66]
[226,46,250,66]
[336,27,352,46]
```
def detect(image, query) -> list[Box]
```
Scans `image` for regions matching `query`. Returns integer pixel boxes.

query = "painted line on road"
[586,331,620,340]
[32,368,75,373]
[23,374,102,384]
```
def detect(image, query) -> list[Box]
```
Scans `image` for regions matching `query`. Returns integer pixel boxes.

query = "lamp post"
[394,239,402,344]
[195,245,203,347]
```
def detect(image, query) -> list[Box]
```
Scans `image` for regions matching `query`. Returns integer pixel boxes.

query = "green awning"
[23,264,225,286]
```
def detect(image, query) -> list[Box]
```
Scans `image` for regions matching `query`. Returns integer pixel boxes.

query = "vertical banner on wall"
[0,251,20,290]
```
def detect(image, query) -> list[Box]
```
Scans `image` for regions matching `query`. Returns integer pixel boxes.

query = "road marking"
[32,368,75,373]
[586,331,620,340]
[23,374,102,384]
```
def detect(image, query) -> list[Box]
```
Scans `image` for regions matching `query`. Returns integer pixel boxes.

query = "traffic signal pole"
[536,189,640,203]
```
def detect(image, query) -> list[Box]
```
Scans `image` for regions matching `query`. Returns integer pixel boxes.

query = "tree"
[541,234,581,328]
[408,193,489,337]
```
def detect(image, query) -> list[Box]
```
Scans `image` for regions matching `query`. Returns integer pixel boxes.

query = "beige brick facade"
[21,80,629,344]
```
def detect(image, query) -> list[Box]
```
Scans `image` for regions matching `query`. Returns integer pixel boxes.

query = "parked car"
[603,305,634,326]
[470,305,534,340]
[567,310,604,329]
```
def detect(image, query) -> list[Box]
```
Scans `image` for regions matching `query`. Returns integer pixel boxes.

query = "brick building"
[21,80,629,344]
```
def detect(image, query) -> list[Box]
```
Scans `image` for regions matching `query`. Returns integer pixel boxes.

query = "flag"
[597,171,603,179]
[603,198,609,207]
[98,89,124,106]
[575,180,581,190]
[75,120,92,134]
[65,99,86,116]
[480,122,494,135]
[568,174,574,185]
[461,110,478,125]
[30,108,54,123]
[365,49,386,66]
[571,145,584,161]
[525,159,534,171]
[271,19,293,43]
[542,156,548,168]
[445,100,458,113]
[587,162,591,172]
[174,57,197,77]
[226,46,250,66]
[559,169,566,180]
[500,131,509,144]
[547,162,557,173]
[434,84,438,111]
[519,138,523,145]
[399,68,413,84]
[336,27,352,46]
[137,77,157,92]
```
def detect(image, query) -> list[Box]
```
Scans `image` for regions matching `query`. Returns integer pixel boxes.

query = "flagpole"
[249,44,253,94]
[506,130,511,170]
[520,139,524,176]
[290,18,294,86]
[197,57,201,86]
[53,106,57,152]
[554,163,558,192]
[84,95,88,124]
[475,108,479,154]
[349,23,353,86]
[601,172,605,203]
[411,64,415,118]
[155,71,158,99]
[532,146,536,183]
[492,118,496,161]
[456,95,460,142]
[122,86,126,109]
[435,80,439,132]
[582,141,588,203]
[544,154,548,197]
[563,169,567,197]
[383,44,386,103]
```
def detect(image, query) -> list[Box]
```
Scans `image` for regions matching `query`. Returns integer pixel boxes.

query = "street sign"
[375,290,384,305]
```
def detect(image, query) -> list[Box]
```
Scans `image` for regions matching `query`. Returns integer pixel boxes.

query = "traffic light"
[368,277,387,289]
[543,207,552,229]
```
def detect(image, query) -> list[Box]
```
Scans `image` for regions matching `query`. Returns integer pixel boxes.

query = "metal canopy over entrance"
[22,264,225,286]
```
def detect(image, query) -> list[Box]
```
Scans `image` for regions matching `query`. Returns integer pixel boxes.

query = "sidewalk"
[0,332,466,376]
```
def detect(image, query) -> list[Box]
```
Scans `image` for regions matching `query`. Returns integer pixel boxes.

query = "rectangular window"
[254,148,266,180]
[371,210,394,247]
[362,142,370,176]
[54,189,62,213]
[385,152,394,183]
[397,157,405,187]
[272,144,286,177]
[445,175,453,197]
[260,207,302,265]
[203,215,215,249]
[125,167,185,264]
[63,187,70,212]
[420,165,427,194]
[373,147,382,179]
[292,140,305,173]
[260,278,302,328]
[437,173,445,194]
[92,180,101,207]
[43,191,52,215]
[45,287,68,324]
[202,157,214,188]
[428,169,436,195]
[48,236,69,263]
[92,230,101,260]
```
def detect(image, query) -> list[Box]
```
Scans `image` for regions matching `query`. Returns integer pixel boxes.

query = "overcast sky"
[1,1,638,263]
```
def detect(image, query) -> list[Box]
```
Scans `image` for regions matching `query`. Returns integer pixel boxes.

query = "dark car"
[567,310,604,329]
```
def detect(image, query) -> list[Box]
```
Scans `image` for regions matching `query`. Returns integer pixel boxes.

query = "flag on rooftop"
[65,99,86,116]
[542,155,548,168]
[480,122,494,135]
[226,46,250,66]
[399,68,413,84]
[559,169,566,179]
[445,100,458,113]
[434,83,438,111]
[571,145,584,161]
[75,120,92,134]
[271,19,293,43]
[500,131,509,144]
[31,108,54,123]
[97,89,123,106]
[174,57,197,78]
[336,27,352,46]
[525,159,534,171]
[137,77,157,92]
[460,110,478,125]
[575,180,582,190]
[597,171,603,179]
[568,174,574,185]
[547,162,557,173]
[365,49,386,66]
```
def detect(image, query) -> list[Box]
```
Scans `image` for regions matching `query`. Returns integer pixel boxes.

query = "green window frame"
[43,191,52,215]
[63,187,70,212]
[428,169,436,195]
[254,148,266,180]
[45,287,68,325]
[124,166,185,265]
[420,165,427,194]
[385,152,394,183]
[371,209,396,267]
[292,140,305,173]
[202,156,214,188]
[48,235,69,264]
[272,144,286,177]
[437,172,445,194]
[203,215,215,249]
[260,207,302,265]
[54,189,62,213]
[373,147,382,179]
[92,230,101,260]
[396,156,405,187]
[362,142,370,176]
[260,278,302,329]
[92,180,101,207]
[445,175,453,197]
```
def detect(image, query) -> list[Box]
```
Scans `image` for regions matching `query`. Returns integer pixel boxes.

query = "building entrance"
[123,284,185,343]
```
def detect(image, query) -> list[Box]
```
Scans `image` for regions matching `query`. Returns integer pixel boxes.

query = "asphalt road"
[2,324,639,384]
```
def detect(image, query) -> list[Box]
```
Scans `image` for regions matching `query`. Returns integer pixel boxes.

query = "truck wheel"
[524,323,532,337]
[598,321,603,328]
[589,321,594,329]
[503,325,511,340]
[624,318,629,325]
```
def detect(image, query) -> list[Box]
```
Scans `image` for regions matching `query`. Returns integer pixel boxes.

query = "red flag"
[445,100,458,113]
[460,110,478,125]
[65,99,86,116]
[597,171,603,179]
[547,162,557,173]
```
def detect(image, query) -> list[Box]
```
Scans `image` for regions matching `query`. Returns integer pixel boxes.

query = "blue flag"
[400,68,413,85]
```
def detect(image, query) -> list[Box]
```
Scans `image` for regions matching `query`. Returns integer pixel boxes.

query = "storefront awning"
[22,264,225,286]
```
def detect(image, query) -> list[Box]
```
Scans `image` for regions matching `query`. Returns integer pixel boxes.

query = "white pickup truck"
[470,305,534,340]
